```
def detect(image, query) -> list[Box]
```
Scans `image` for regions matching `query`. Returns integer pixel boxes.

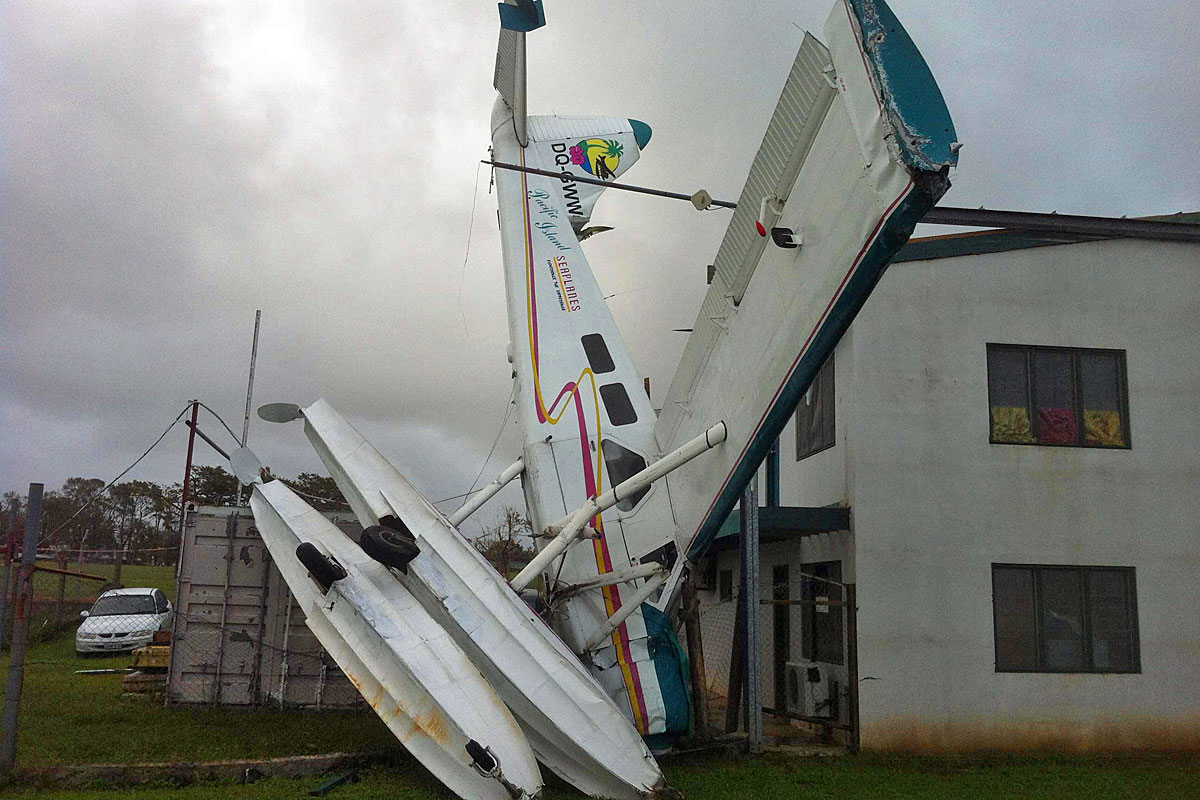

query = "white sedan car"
[75,587,173,655]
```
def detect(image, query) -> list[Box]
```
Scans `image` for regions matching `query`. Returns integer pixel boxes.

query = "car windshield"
[90,595,156,616]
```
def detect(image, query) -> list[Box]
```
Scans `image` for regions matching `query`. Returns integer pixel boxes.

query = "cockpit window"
[602,439,649,511]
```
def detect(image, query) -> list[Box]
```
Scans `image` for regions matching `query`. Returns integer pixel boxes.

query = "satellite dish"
[230,447,265,485]
[258,403,303,424]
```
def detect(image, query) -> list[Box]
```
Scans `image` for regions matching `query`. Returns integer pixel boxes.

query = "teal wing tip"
[848,0,958,171]
[629,119,653,150]
[498,1,546,33]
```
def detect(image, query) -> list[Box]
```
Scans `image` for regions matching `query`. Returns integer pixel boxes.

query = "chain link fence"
[2,548,178,647]
[690,562,855,745]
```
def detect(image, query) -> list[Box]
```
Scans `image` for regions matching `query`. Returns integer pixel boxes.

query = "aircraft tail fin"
[525,115,653,230]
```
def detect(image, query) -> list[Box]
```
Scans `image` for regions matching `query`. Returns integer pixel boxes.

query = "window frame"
[985,343,1131,450]
[795,353,836,461]
[718,569,734,603]
[991,563,1141,674]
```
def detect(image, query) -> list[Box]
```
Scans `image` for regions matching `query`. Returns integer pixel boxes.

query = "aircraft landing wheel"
[296,542,347,593]
[360,525,420,573]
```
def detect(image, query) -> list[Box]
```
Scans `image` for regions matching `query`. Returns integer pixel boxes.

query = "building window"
[992,564,1139,673]
[718,569,734,603]
[800,561,843,665]
[986,345,1129,448]
[796,354,835,460]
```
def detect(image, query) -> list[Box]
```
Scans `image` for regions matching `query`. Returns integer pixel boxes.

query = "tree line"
[2,468,536,573]
[0,467,349,564]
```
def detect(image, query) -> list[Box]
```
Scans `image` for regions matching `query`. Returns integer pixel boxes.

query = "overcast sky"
[4,0,1198,532]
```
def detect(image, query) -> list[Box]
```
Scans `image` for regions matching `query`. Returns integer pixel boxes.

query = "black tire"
[465,739,496,772]
[296,542,347,592]
[360,525,420,572]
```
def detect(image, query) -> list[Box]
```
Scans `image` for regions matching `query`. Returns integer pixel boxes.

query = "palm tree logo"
[570,138,623,180]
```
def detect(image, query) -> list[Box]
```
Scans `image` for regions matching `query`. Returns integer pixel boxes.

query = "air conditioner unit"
[785,660,831,718]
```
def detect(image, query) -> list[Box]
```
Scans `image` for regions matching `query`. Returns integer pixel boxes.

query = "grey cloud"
[4,1,1197,531]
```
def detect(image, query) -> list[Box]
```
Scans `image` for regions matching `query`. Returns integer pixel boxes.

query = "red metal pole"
[175,401,199,578]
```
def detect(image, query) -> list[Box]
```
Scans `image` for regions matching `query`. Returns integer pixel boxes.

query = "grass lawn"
[4,752,1197,799]
[1,635,398,770]
[31,562,178,601]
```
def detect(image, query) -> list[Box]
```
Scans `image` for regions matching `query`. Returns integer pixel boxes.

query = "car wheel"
[360,524,420,573]
[295,542,347,592]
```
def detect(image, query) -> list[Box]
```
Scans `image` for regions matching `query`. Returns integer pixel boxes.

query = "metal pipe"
[545,422,727,535]
[484,160,738,210]
[448,459,525,527]
[238,310,262,505]
[582,570,668,651]
[241,310,261,447]
[32,564,105,582]
[512,422,726,591]
[1,483,42,773]
[184,420,230,460]
[922,206,1200,242]
[742,476,763,755]
[553,562,663,600]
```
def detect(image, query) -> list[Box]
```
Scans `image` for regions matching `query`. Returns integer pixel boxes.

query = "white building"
[696,217,1200,751]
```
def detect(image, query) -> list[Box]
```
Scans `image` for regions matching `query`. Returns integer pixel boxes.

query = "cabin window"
[796,354,835,460]
[599,383,638,426]
[986,345,1129,447]
[992,564,1139,673]
[581,334,615,374]
[601,439,648,511]
[718,569,734,603]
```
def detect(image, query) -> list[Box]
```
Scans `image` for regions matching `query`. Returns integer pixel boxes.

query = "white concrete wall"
[829,238,1200,750]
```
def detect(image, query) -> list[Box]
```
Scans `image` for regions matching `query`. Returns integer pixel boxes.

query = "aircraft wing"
[655,0,959,562]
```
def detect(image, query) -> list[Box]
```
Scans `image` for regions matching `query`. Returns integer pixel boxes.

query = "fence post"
[0,500,16,653]
[681,575,709,739]
[846,582,860,753]
[55,552,68,626]
[1,483,43,773]
[741,476,763,755]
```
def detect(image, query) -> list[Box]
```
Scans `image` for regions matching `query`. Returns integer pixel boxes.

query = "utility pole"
[2,483,43,772]
[175,401,199,579]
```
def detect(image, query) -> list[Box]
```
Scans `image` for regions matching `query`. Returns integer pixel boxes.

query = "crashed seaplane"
[235,1,957,798]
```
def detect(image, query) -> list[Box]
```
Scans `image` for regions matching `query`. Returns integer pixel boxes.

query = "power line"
[39,403,194,546]
[197,402,242,445]
[465,383,518,500]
